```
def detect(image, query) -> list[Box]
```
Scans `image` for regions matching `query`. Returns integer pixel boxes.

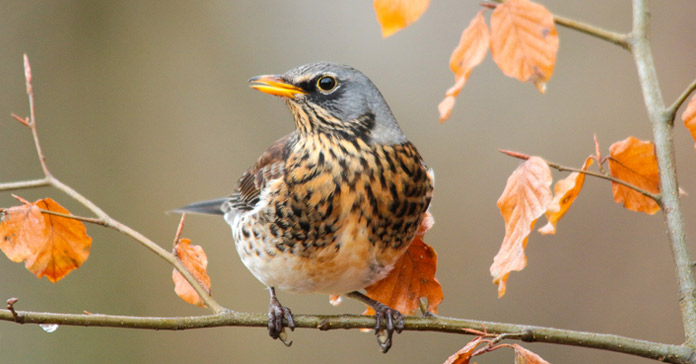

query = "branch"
[667,78,696,121]
[499,150,661,203]
[0,308,693,363]
[3,55,225,314]
[488,0,630,49]
[630,0,696,348]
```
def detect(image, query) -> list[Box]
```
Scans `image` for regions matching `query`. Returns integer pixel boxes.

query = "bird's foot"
[268,287,294,346]
[372,301,404,353]
[346,291,403,353]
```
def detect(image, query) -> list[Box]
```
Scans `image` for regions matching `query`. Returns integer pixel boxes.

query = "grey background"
[1,1,695,363]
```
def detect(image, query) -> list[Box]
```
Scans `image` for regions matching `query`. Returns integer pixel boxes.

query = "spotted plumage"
[176,62,433,352]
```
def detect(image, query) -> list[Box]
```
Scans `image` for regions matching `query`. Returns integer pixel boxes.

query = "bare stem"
[630,0,696,347]
[0,178,50,192]
[487,0,630,49]
[667,78,696,121]
[0,309,693,363]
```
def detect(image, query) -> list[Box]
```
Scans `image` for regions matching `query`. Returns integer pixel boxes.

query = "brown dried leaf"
[0,198,92,282]
[491,157,552,297]
[513,344,552,364]
[443,337,485,364]
[682,95,696,150]
[363,211,442,315]
[374,0,430,38]
[0,202,45,262]
[172,238,211,307]
[490,0,559,93]
[439,10,490,122]
[539,157,594,234]
[608,137,660,215]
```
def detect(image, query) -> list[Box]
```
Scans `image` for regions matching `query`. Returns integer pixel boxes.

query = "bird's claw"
[373,304,404,353]
[268,294,295,346]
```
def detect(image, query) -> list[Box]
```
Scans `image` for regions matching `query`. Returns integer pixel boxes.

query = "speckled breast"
[230,133,433,294]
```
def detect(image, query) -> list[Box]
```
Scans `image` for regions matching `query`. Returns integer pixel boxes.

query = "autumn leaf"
[442,336,485,364]
[439,10,490,122]
[172,238,211,307]
[490,0,559,93]
[363,211,442,315]
[608,137,660,215]
[538,157,594,235]
[512,344,551,364]
[0,198,92,283]
[491,157,552,297]
[682,95,696,150]
[374,0,430,38]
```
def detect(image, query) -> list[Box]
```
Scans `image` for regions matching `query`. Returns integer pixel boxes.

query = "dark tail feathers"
[171,198,227,215]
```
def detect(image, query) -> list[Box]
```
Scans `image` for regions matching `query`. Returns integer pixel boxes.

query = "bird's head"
[249,62,406,145]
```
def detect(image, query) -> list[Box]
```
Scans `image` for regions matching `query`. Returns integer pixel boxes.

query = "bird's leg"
[346,291,404,353]
[267,286,294,346]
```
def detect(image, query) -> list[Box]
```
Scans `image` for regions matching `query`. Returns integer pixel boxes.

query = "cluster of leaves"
[374,0,559,121]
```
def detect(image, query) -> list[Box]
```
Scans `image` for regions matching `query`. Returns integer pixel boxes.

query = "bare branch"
[667,78,696,121]
[630,0,696,347]
[0,308,693,363]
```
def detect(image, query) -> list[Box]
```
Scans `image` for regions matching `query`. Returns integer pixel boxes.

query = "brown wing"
[225,132,295,213]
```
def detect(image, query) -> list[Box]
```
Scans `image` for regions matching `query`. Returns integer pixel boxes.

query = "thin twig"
[22,54,50,178]
[487,0,630,49]
[2,55,225,314]
[499,149,661,202]
[0,178,51,192]
[630,0,696,347]
[0,309,692,364]
[667,78,696,121]
[37,209,106,226]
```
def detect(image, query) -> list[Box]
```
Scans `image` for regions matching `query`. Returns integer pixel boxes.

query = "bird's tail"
[171,198,227,215]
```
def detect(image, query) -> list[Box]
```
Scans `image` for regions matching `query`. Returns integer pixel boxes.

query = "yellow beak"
[248,75,307,98]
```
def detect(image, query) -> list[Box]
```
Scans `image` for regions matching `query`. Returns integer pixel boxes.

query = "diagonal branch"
[0,308,693,364]
[667,78,696,121]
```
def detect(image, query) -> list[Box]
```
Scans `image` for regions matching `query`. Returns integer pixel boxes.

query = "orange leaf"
[443,337,485,364]
[608,137,660,215]
[682,95,696,150]
[491,157,552,297]
[363,211,442,315]
[490,0,559,93]
[439,10,490,122]
[0,198,92,282]
[538,157,594,235]
[0,202,45,262]
[172,238,211,307]
[373,0,430,38]
[512,344,551,364]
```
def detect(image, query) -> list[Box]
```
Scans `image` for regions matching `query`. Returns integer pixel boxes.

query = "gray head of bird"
[249,62,407,145]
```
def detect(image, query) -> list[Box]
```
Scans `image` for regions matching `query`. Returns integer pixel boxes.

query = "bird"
[176,62,434,352]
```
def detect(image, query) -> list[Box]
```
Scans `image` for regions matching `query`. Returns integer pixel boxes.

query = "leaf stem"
[0,309,693,363]
[630,0,696,347]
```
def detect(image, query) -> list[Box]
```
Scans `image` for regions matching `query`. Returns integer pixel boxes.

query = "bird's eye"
[316,75,338,92]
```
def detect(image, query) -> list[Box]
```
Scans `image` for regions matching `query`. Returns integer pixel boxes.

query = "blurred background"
[1,1,695,363]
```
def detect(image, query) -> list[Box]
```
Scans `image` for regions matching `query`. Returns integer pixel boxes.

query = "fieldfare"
[176,62,434,352]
